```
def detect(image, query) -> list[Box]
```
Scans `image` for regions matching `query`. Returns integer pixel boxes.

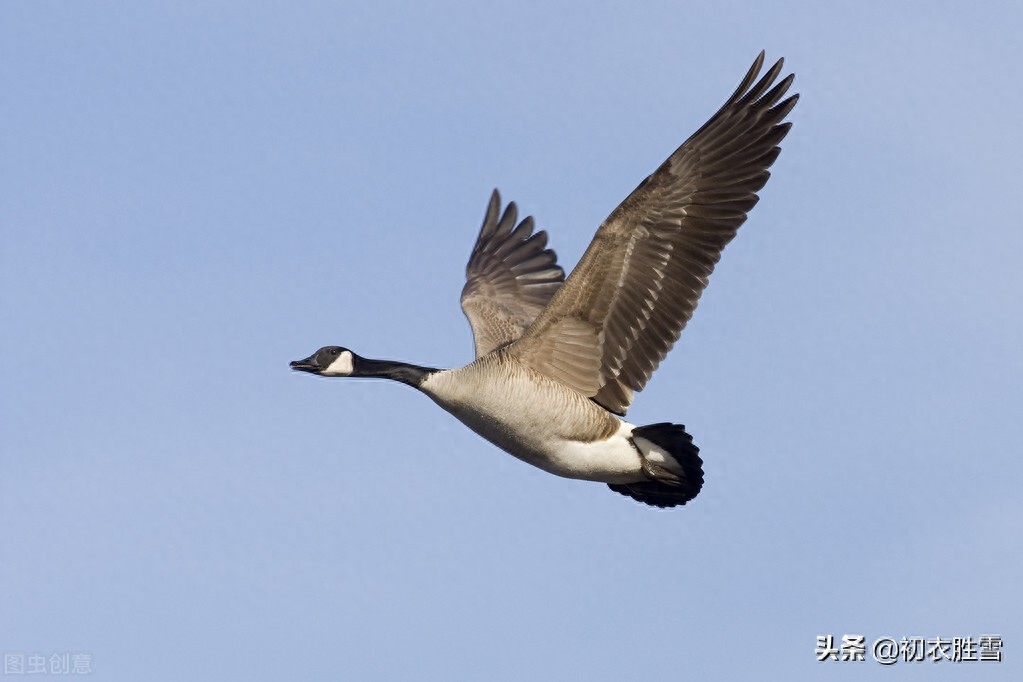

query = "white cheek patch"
[324,350,354,376]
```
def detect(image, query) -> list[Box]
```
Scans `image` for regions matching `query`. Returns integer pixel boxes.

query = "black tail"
[608,423,704,509]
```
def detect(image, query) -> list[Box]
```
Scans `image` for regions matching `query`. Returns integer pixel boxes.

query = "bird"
[291,52,797,508]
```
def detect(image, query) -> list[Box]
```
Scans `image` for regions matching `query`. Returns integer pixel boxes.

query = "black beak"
[290,355,321,373]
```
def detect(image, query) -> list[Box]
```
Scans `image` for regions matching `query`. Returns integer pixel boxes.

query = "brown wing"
[460,190,565,357]
[509,52,798,414]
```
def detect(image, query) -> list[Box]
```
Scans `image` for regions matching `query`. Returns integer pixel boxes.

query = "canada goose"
[292,52,797,507]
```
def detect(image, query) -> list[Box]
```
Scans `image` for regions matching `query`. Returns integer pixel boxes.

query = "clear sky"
[3,1,1021,680]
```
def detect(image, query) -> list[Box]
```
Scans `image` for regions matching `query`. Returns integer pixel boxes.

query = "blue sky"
[3,1,1021,679]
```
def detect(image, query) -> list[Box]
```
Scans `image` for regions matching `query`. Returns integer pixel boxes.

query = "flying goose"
[291,52,797,507]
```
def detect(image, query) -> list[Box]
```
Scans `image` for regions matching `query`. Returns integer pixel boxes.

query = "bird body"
[420,352,639,483]
[292,53,797,507]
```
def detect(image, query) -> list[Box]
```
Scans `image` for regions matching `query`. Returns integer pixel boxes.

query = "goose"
[291,52,797,507]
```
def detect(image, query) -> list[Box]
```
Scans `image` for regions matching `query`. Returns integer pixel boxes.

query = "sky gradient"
[3,1,1021,680]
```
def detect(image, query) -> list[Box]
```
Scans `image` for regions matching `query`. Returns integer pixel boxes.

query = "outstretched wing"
[460,190,565,357]
[509,52,798,414]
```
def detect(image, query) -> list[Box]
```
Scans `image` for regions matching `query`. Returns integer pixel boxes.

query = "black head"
[290,346,356,376]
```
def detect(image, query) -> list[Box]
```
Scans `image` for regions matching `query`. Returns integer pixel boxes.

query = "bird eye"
[330,348,339,355]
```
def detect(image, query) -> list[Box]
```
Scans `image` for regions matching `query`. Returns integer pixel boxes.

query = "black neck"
[353,357,439,387]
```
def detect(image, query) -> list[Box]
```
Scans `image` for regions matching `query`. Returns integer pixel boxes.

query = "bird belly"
[421,369,644,483]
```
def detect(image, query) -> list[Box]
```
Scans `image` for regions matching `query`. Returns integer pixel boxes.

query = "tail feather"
[609,423,704,508]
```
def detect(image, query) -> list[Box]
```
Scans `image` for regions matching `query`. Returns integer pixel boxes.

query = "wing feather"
[460,191,565,357]
[509,52,798,414]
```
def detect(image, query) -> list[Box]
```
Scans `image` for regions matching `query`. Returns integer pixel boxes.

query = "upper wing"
[508,52,798,414]
[460,190,565,357]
